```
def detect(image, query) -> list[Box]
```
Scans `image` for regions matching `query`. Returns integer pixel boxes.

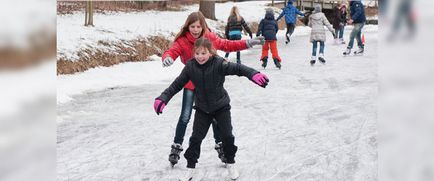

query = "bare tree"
[84,1,94,26]
[199,1,216,20]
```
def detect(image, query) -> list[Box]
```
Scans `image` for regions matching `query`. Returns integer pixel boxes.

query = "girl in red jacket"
[160,11,264,166]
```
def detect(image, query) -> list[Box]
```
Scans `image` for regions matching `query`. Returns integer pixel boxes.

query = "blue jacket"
[276,2,304,25]
[256,10,279,41]
[350,1,366,23]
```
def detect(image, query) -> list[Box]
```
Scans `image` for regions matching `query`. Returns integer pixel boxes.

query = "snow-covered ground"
[57,1,377,180]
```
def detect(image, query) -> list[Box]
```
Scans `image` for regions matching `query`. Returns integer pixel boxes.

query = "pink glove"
[154,99,166,115]
[252,73,269,88]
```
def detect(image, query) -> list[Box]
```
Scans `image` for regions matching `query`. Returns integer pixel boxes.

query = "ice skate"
[261,56,268,69]
[343,48,351,56]
[226,163,240,180]
[215,142,227,163]
[310,56,316,66]
[318,54,326,64]
[354,47,364,55]
[169,143,183,166]
[178,168,195,181]
[273,58,281,69]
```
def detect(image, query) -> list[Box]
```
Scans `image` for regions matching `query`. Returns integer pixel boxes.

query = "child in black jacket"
[154,38,269,181]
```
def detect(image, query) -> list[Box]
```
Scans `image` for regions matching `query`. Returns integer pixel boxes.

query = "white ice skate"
[226,163,240,180]
[354,47,364,55]
[343,48,351,56]
[310,56,316,66]
[339,38,346,44]
[318,54,326,64]
[179,168,195,181]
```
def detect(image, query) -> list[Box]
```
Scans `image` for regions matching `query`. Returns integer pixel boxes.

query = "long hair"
[228,6,242,22]
[174,11,210,41]
[193,37,217,56]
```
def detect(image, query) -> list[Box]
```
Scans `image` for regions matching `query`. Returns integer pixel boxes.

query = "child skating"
[161,11,265,166]
[308,4,336,65]
[154,38,269,180]
[257,9,282,69]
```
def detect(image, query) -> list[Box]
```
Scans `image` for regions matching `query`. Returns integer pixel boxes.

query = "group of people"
[153,0,367,180]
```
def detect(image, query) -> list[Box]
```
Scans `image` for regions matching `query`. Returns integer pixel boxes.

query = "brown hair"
[174,11,210,41]
[193,37,216,55]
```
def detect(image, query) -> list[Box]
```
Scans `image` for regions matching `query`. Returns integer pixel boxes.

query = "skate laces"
[171,143,183,154]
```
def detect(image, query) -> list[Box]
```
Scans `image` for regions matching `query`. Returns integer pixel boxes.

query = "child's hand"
[246,36,265,48]
[251,73,269,88]
[154,99,166,115]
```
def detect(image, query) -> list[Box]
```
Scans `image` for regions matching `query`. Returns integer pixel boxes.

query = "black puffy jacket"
[157,55,259,114]
[225,16,252,38]
[256,10,279,40]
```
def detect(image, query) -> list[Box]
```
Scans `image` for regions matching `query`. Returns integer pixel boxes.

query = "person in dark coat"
[257,9,282,69]
[343,0,367,55]
[154,38,269,181]
[276,0,305,44]
[225,6,253,64]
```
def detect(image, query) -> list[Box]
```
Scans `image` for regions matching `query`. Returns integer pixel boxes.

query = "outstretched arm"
[161,41,182,66]
[156,65,190,105]
[218,58,269,88]
[276,10,285,21]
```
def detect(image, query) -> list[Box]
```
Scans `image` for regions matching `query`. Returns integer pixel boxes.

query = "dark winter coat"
[276,1,305,25]
[225,16,252,38]
[256,11,279,41]
[157,55,259,114]
[349,1,366,23]
[162,31,248,90]
[332,5,347,29]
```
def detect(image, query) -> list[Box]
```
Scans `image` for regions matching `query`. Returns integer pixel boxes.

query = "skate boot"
[285,34,290,44]
[318,54,326,64]
[179,168,195,181]
[354,47,364,55]
[273,58,281,69]
[343,48,351,56]
[215,142,227,163]
[226,163,240,180]
[261,56,268,68]
[310,56,316,66]
[169,143,183,166]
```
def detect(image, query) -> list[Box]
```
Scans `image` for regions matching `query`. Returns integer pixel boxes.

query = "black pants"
[285,23,296,41]
[225,34,242,61]
[184,106,238,168]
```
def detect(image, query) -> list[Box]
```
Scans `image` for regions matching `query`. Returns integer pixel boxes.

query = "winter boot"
[261,56,268,68]
[343,48,351,55]
[226,163,240,180]
[273,58,281,69]
[318,54,326,64]
[179,168,195,181]
[215,142,227,163]
[310,56,316,66]
[354,47,364,55]
[169,143,183,166]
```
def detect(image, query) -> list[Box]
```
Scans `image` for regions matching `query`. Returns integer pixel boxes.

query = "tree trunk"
[272,0,274,6]
[85,1,89,26]
[199,1,216,20]
[88,0,94,26]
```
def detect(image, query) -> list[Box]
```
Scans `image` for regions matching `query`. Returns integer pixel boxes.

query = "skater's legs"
[339,26,345,39]
[355,23,365,49]
[312,41,318,56]
[211,120,221,144]
[184,110,213,168]
[347,23,363,49]
[269,40,281,61]
[261,42,270,59]
[214,107,237,164]
[224,52,230,58]
[319,41,325,55]
[174,89,194,144]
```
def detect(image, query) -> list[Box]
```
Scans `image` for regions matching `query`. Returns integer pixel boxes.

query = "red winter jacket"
[162,31,248,90]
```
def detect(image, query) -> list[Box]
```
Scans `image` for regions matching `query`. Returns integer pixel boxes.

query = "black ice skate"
[310,56,316,66]
[273,58,281,69]
[261,56,268,69]
[318,54,326,64]
[215,142,227,163]
[169,143,183,166]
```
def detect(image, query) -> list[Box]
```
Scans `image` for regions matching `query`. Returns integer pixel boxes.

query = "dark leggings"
[184,106,237,168]
[285,23,296,41]
[224,34,242,61]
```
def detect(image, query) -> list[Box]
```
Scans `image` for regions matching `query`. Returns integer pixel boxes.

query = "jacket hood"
[265,10,275,20]
[314,4,321,13]
[287,0,293,6]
